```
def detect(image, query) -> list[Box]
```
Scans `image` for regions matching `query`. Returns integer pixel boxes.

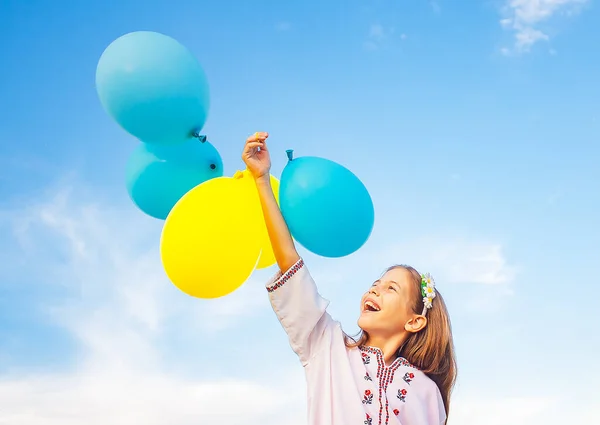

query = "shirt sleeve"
[425,387,446,425]
[265,258,336,366]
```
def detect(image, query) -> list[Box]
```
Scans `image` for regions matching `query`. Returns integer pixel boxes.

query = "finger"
[243,142,266,157]
[253,139,268,151]
[245,141,263,151]
[246,132,269,144]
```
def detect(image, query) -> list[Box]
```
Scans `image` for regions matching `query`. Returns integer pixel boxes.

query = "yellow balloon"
[160,176,262,298]
[239,170,280,269]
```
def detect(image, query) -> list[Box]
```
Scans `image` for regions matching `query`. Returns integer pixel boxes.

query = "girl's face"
[357,267,418,336]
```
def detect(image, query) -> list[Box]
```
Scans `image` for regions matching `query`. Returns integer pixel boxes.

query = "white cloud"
[500,0,588,53]
[0,183,304,424]
[7,184,272,336]
[0,373,306,425]
[449,392,599,425]
[363,236,519,314]
[3,182,595,425]
[369,24,386,41]
[450,395,552,425]
[376,236,517,286]
[363,23,397,50]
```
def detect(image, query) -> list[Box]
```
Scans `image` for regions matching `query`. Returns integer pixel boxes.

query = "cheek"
[385,297,411,322]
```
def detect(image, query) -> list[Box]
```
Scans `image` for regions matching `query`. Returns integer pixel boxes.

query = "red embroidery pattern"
[266,259,304,292]
[358,346,418,425]
[362,389,374,405]
[403,372,415,384]
[364,414,373,425]
[359,347,419,371]
[364,372,372,381]
[394,357,418,369]
[381,362,403,424]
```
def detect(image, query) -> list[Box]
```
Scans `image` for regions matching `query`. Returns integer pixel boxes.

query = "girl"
[242,132,457,425]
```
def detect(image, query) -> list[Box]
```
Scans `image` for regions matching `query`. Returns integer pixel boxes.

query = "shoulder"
[396,362,443,402]
[395,363,446,424]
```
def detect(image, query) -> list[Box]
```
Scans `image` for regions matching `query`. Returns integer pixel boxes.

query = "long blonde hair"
[345,265,457,423]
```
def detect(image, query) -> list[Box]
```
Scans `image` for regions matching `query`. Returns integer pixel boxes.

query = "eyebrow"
[372,280,400,289]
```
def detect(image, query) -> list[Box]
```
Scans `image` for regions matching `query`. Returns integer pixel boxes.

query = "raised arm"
[242,132,336,365]
[242,132,299,272]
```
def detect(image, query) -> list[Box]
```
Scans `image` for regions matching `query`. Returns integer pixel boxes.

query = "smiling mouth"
[363,300,381,312]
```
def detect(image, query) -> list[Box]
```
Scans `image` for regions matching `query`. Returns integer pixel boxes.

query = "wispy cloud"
[430,1,442,14]
[500,0,589,54]
[6,186,270,336]
[0,373,306,425]
[363,24,404,50]
[450,394,553,425]
[1,181,597,425]
[364,236,519,314]
[0,183,306,424]
[449,392,598,425]
[377,236,517,286]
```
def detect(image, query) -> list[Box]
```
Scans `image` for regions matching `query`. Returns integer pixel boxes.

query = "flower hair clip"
[420,273,436,315]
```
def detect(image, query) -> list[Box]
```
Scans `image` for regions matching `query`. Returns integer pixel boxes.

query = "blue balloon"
[279,152,374,258]
[96,31,210,144]
[126,139,223,220]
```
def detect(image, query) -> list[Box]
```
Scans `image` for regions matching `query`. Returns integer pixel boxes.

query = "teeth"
[364,301,380,311]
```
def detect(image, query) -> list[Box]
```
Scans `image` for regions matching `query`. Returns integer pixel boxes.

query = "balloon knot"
[286,149,294,161]
[192,131,207,143]
[233,170,244,179]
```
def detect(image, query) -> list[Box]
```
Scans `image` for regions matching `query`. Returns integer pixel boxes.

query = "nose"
[369,287,379,296]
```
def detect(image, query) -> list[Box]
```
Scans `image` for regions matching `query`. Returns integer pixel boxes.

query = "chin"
[357,314,374,332]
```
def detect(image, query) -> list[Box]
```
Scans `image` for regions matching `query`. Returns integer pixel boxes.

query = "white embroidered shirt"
[266,259,446,425]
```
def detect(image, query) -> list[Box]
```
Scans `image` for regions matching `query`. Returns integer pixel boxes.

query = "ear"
[404,315,427,333]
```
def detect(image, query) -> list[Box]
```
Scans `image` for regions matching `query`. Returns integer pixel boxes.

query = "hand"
[242,132,271,180]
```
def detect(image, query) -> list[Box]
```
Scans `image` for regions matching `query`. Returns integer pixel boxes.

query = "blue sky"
[1,0,599,423]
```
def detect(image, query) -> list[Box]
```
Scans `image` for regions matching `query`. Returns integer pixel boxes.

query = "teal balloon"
[96,31,210,144]
[126,139,223,220]
[279,153,374,258]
